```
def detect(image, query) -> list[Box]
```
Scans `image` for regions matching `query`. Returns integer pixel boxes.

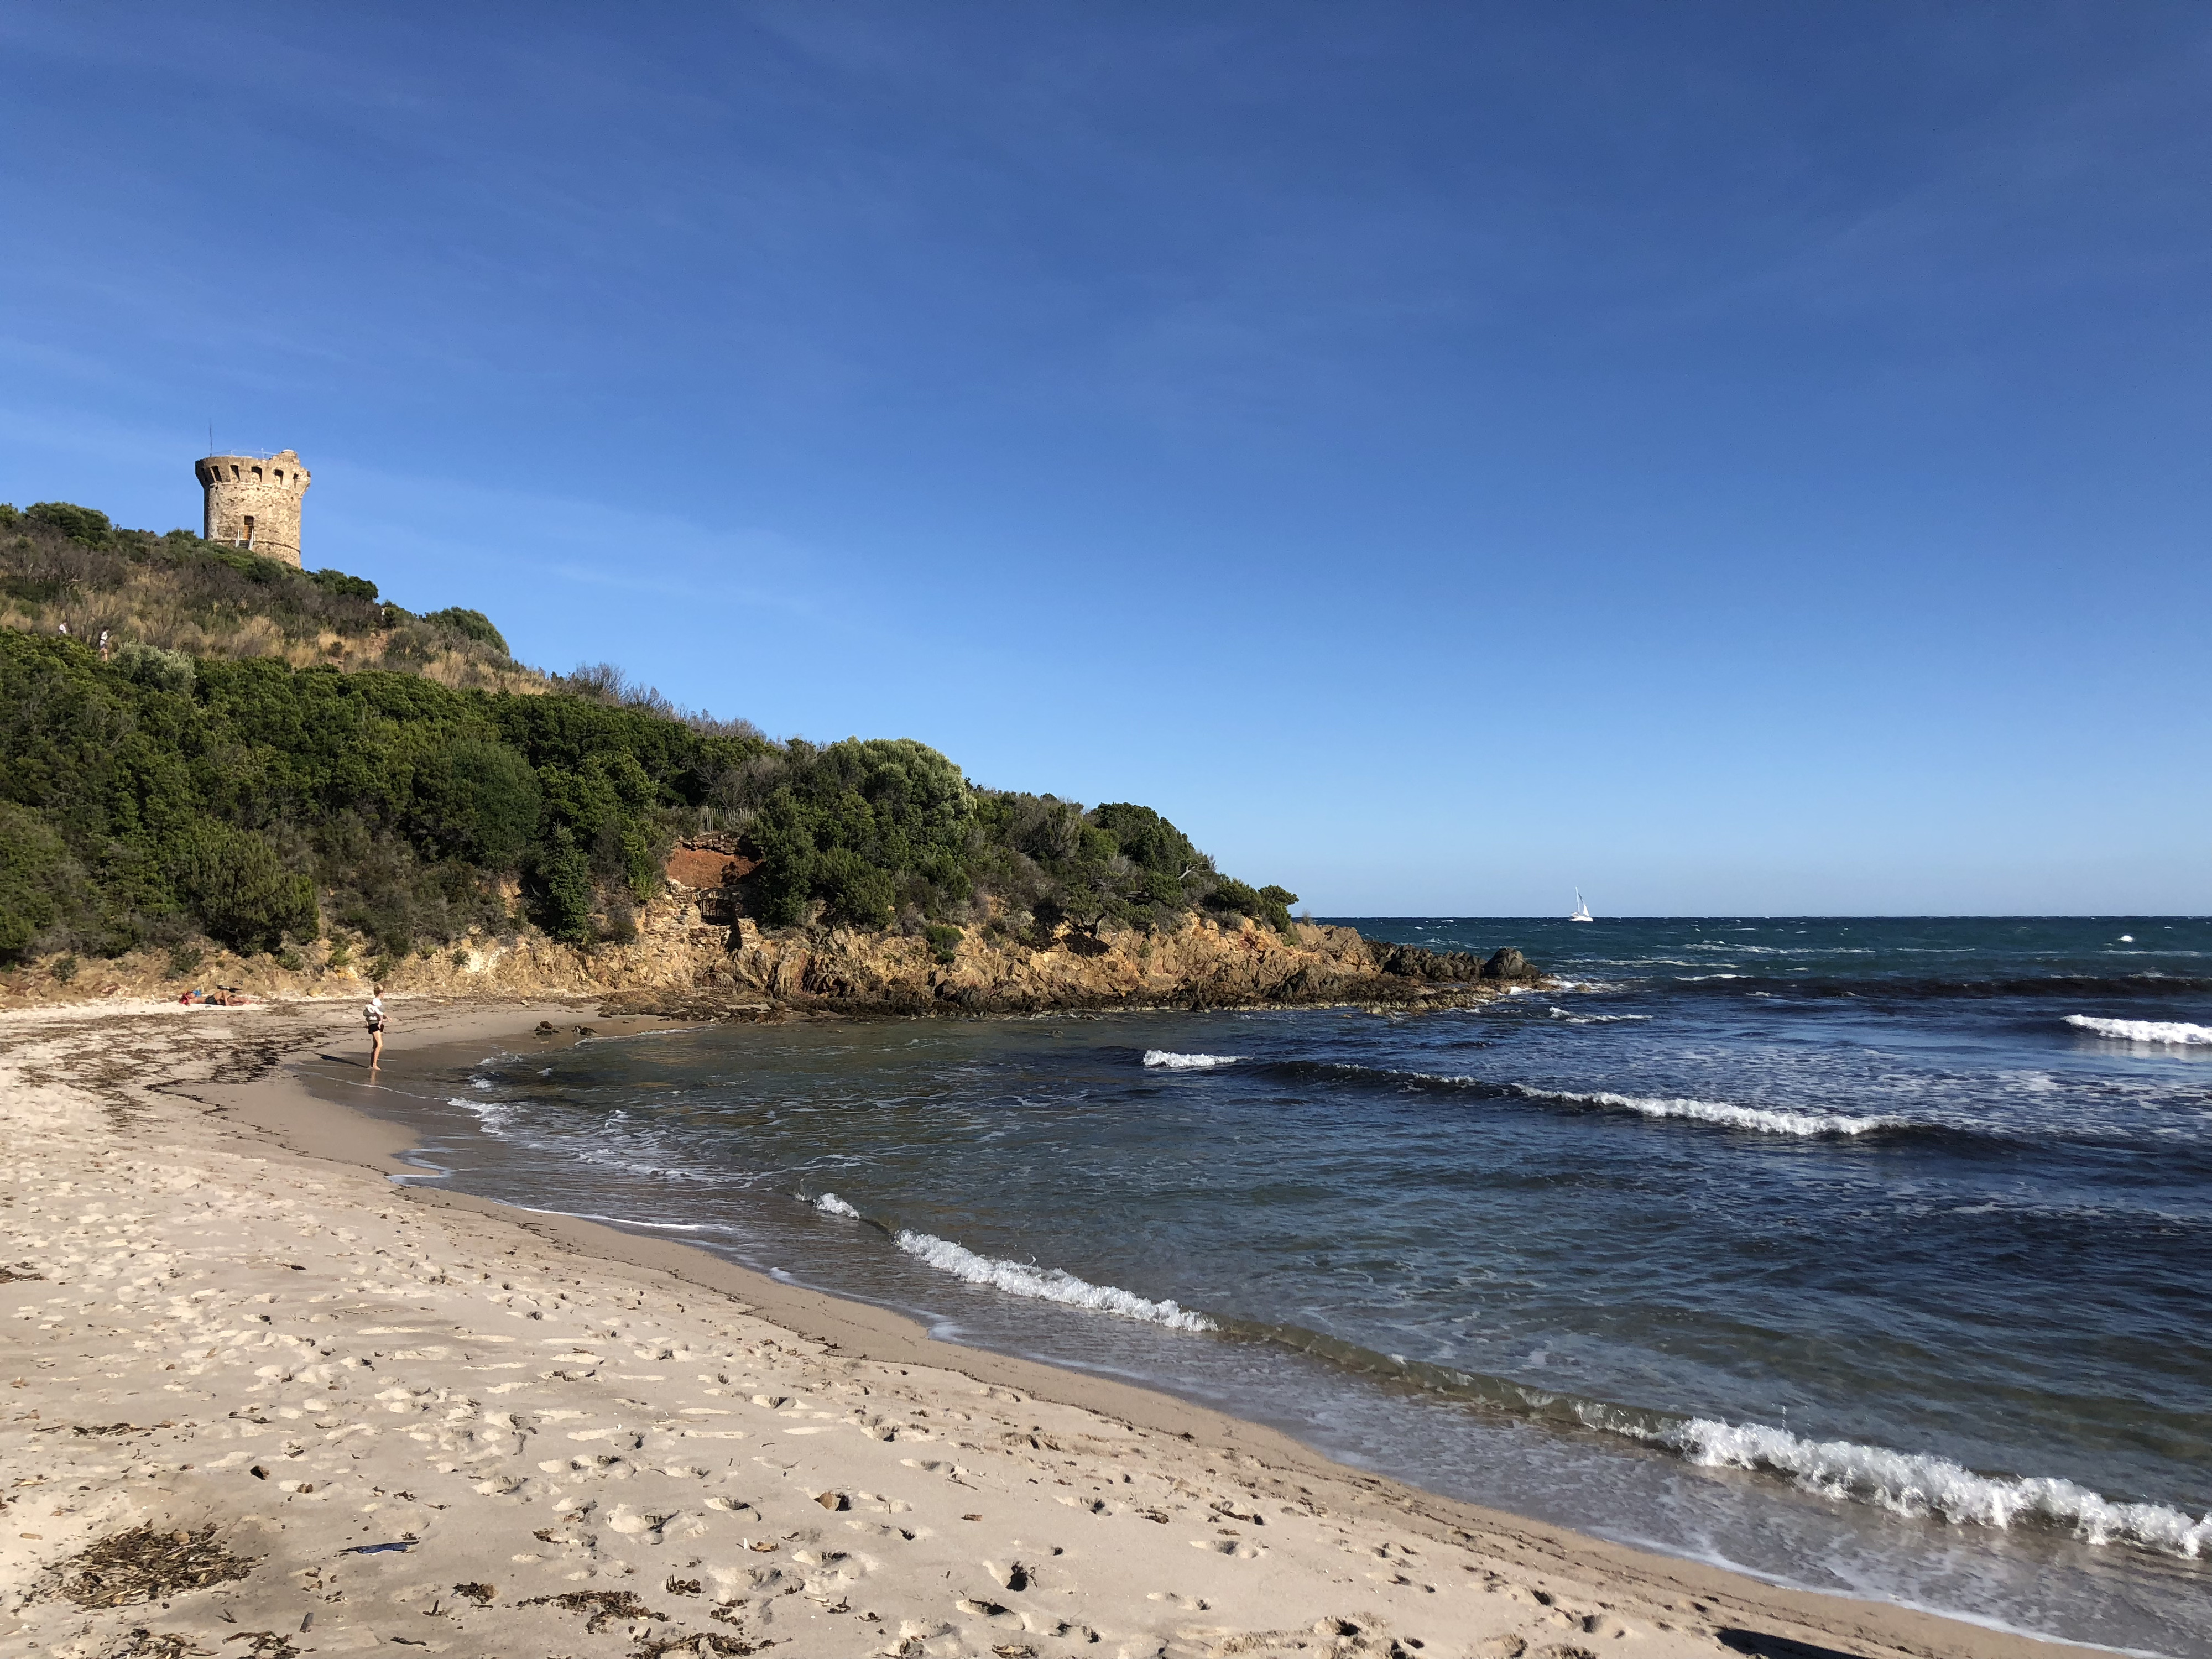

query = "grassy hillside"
[0,499,1293,976]
[0,499,541,692]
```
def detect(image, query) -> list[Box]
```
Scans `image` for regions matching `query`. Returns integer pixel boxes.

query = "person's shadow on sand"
[1718,1631,1865,1659]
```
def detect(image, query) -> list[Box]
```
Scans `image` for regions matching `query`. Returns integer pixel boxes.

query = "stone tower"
[195,450,310,567]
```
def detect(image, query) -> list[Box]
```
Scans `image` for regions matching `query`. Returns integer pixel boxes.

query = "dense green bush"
[309,568,378,602]
[0,609,1287,963]
[0,629,721,960]
[0,802,73,957]
[28,502,112,545]
[1206,878,1301,935]
[170,820,318,954]
[422,606,508,655]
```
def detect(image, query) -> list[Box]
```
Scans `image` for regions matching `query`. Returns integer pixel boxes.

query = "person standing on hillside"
[366,987,387,1070]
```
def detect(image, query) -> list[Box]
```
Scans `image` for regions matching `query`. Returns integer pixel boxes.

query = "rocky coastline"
[0,858,1540,1018]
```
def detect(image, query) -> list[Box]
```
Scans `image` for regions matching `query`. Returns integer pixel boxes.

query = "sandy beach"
[0,997,2100,1659]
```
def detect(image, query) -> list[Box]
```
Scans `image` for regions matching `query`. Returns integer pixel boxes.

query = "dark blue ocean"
[326,917,2212,1655]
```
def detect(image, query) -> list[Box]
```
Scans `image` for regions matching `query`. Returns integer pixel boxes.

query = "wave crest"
[1660,1417,2212,1557]
[893,1230,1215,1331]
[2065,1015,2212,1046]
[812,1192,861,1218]
[1143,1050,1241,1070]
[1528,1086,1902,1138]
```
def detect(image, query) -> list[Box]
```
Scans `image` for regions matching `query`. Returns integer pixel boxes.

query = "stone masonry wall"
[196,449,310,567]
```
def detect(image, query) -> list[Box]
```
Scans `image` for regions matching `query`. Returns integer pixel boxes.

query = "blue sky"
[4,2,2206,915]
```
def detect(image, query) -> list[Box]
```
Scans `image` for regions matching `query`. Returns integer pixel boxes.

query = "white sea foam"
[1142,1050,1241,1070]
[1657,1417,2212,1558]
[812,1192,861,1218]
[451,1095,520,1136]
[2065,1015,2212,1046]
[1530,1087,1901,1138]
[893,1230,1215,1331]
[1546,1006,1652,1024]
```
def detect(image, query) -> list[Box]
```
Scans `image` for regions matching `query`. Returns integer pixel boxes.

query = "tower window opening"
[252,466,263,480]
[273,469,283,482]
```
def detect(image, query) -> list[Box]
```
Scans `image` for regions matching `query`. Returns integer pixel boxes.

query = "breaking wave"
[1242,1321,2212,1557]
[1527,1086,1904,1138]
[451,1095,521,1137]
[2065,1015,2212,1047]
[811,1192,861,1218]
[893,1230,1216,1331]
[1142,1050,1241,1069]
[1655,1417,2212,1557]
[1271,1063,1908,1139]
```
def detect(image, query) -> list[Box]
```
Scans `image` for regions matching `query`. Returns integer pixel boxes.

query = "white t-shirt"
[366,995,385,1029]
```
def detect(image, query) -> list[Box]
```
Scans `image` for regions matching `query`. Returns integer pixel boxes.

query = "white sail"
[1569,889,1594,922]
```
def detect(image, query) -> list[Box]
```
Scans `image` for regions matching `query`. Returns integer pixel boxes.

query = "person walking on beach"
[366,987,387,1070]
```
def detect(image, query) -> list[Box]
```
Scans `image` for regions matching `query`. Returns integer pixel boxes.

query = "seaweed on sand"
[55,1523,253,1607]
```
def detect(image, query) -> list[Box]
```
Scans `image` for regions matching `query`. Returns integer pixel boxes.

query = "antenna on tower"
[207,417,214,455]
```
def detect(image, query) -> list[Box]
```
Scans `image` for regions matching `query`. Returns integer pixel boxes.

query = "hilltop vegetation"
[0,499,540,692]
[0,499,1293,972]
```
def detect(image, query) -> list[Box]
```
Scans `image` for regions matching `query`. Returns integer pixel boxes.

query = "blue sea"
[326,917,2212,1655]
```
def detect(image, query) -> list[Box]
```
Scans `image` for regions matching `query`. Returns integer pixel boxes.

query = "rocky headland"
[0,839,1540,1018]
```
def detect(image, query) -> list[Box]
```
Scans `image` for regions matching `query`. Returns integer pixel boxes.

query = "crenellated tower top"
[196,448,310,566]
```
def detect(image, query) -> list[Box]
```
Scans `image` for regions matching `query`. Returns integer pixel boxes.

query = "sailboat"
[1569,890,1594,923]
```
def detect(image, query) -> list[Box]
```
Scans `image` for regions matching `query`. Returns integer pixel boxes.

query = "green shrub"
[167,943,204,978]
[414,737,541,868]
[1257,884,1300,935]
[308,567,378,602]
[52,953,78,984]
[422,606,508,656]
[275,946,304,971]
[923,922,963,963]
[27,502,112,545]
[1092,802,1206,879]
[1206,878,1298,935]
[816,846,896,929]
[170,821,318,955]
[0,801,70,961]
[112,640,195,694]
[530,829,595,944]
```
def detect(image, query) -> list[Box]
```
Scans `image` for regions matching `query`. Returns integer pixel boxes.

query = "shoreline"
[1,995,2111,1658]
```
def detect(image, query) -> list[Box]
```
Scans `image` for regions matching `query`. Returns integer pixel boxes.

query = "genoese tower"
[194,449,310,567]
